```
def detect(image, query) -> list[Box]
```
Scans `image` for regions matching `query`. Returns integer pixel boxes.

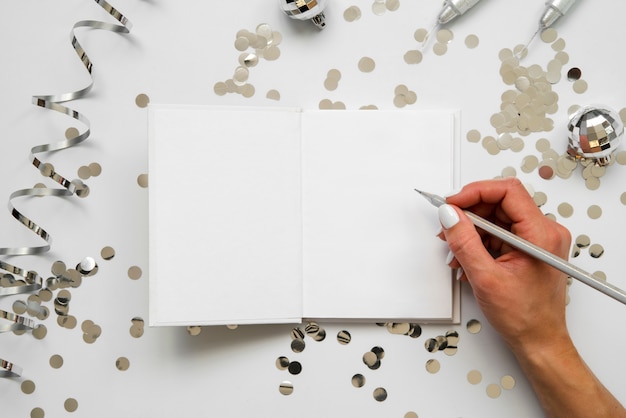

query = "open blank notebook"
[148,105,460,326]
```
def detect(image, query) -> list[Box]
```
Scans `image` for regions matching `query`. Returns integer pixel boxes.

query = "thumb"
[438,204,496,282]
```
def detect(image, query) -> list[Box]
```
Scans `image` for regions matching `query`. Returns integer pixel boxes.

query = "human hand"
[438,178,572,355]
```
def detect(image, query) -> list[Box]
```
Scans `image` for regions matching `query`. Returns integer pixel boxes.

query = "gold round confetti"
[585,177,600,191]
[187,326,202,336]
[214,81,228,96]
[540,27,558,43]
[32,325,47,340]
[101,246,115,260]
[433,42,447,56]
[521,155,539,173]
[128,266,142,280]
[266,89,280,101]
[536,138,551,152]
[405,413,419,418]
[467,370,482,385]
[557,202,574,218]
[77,166,91,180]
[500,375,516,390]
[587,205,602,219]
[575,234,591,248]
[551,38,566,51]
[234,36,249,51]
[21,380,36,394]
[425,359,440,374]
[50,354,64,369]
[81,320,94,333]
[240,83,255,98]
[31,407,45,418]
[64,398,78,413]
[12,300,27,315]
[373,387,388,402]
[386,0,400,12]
[501,166,516,178]
[615,151,626,165]
[65,127,80,140]
[465,34,479,49]
[592,271,607,281]
[403,50,423,65]
[324,78,338,91]
[264,45,281,61]
[276,356,290,370]
[436,28,453,44]
[137,173,149,188]
[466,129,481,143]
[414,28,428,43]
[343,5,362,22]
[589,243,605,258]
[337,330,351,345]
[387,322,410,335]
[555,51,570,65]
[279,381,294,395]
[358,56,376,73]
[372,1,386,15]
[130,318,145,338]
[88,162,102,176]
[621,192,626,205]
[486,383,502,399]
[467,319,482,334]
[533,191,548,207]
[116,357,130,371]
[351,373,366,388]
[135,93,150,108]
[363,351,379,368]
[573,79,588,94]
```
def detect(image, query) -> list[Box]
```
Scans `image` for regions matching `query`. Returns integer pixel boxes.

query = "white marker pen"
[539,0,578,29]
[437,0,483,25]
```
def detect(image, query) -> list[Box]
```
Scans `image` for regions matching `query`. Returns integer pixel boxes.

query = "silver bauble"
[567,105,623,166]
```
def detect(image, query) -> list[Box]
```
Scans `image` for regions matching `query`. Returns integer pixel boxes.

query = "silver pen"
[437,0,482,25]
[522,0,578,52]
[421,0,482,47]
[415,189,626,306]
[539,0,578,29]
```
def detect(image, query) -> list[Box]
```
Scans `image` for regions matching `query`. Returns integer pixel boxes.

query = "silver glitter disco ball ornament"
[279,0,327,29]
[567,105,624,166]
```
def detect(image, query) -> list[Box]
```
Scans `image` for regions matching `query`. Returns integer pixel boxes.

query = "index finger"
[445,178,540,225]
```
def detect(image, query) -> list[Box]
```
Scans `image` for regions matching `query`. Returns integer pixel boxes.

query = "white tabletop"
[1,1,625,417]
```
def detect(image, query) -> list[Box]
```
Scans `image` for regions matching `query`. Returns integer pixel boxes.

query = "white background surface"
[1,0,625,417]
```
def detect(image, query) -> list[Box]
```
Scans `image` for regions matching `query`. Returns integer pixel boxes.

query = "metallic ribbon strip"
[0,0,132,378]
[0,310,35,333]
[0,358,23,378]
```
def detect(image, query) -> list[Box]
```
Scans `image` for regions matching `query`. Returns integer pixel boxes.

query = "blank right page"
[301,109,456,321]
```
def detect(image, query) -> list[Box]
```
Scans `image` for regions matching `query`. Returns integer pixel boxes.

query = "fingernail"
[438,204,460,229]
[444,188,462,198]
[455,268,464,281]
[434,227,443,237]
[445,250,454,265]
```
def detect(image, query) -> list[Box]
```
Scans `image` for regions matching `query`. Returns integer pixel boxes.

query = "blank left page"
[148,105,303,326]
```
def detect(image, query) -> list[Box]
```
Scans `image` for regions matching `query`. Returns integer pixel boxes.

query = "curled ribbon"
[0,0,132,378]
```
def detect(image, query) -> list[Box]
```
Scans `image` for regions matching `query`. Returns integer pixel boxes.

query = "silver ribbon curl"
[0,0,132,378]
[0,358,23,378]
